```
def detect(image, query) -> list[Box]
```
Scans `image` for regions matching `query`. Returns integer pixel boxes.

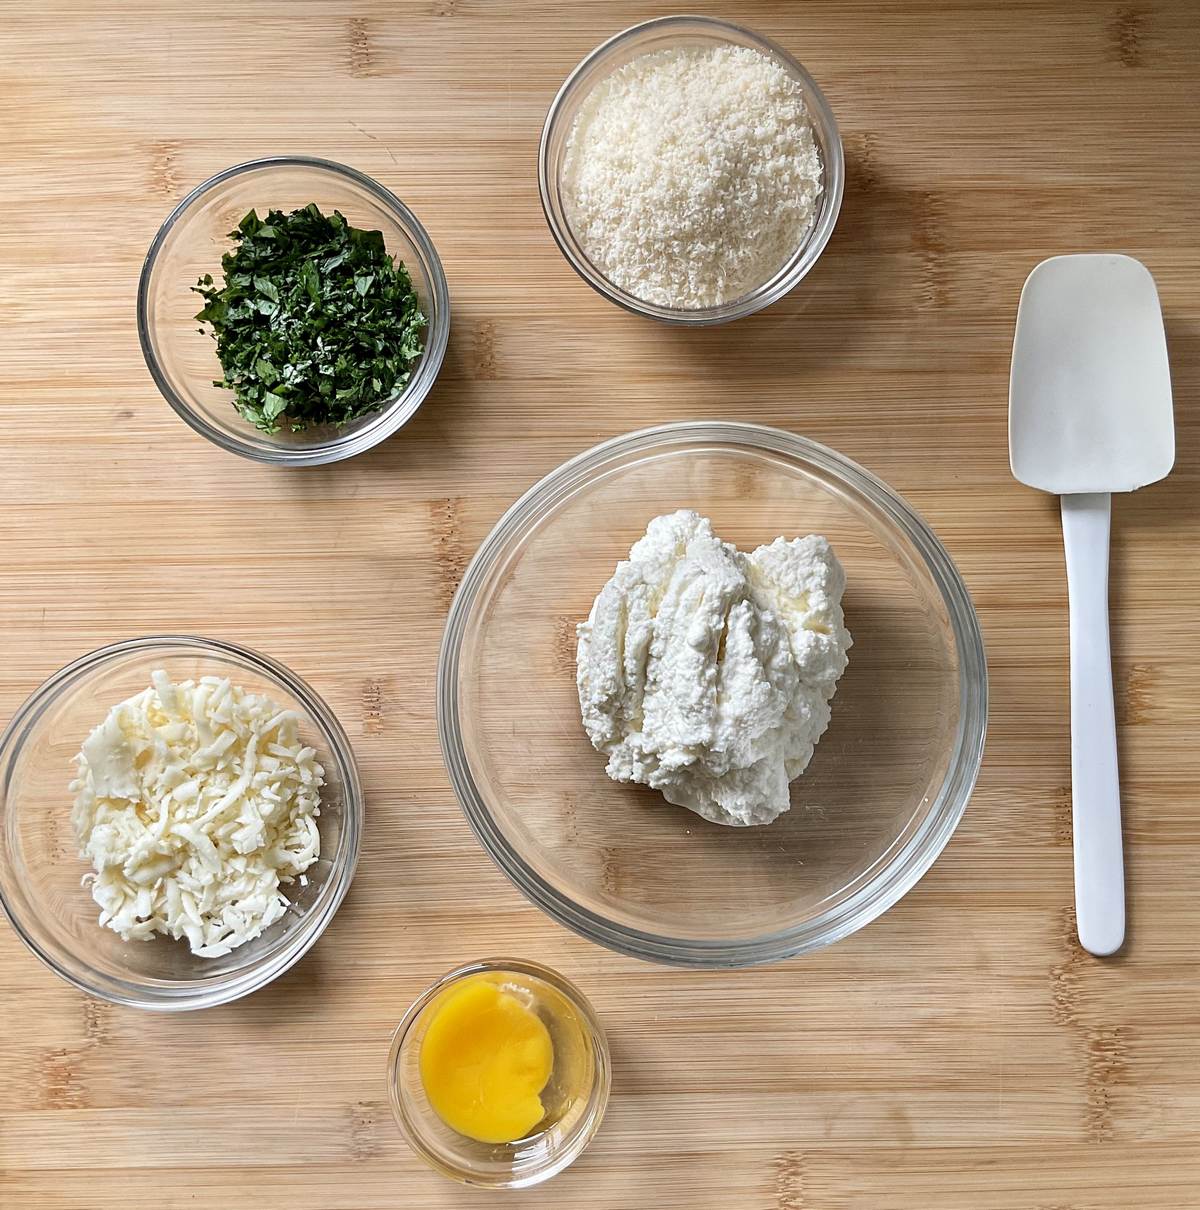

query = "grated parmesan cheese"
[562,44,824,310]
[70,672,323,959]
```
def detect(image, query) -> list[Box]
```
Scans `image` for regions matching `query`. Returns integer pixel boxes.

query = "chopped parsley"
[193,203,425,434]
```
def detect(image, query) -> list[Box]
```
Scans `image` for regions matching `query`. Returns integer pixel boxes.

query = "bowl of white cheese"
[439,423,986,967]
[539,16,843,324]
[0,636,362,1009]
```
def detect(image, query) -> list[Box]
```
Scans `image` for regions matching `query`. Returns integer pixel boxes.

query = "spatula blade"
[1009,254,1174,496]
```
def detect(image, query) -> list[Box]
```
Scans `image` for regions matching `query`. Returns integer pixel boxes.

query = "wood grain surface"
[2,2,1199,1207]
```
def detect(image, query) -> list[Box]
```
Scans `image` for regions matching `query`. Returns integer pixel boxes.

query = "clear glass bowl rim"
[0,634,364,1010]
[438,421,988,967]
[537,14,845,326]
[136,155,451,466]
[387,957,611,1188]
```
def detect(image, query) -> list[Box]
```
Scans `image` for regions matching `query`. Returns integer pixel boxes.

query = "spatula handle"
[1061,492,1125,956]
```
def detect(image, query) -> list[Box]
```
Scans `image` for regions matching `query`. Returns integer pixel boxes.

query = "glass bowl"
[0,636,362,1010]
[138,156,450,466]
[538,16,844,325]
[439,423,987,967]
[388,958,610,1188]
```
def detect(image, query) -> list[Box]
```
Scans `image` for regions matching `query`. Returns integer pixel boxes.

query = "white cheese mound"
[576,511,851,827]
[70,671,323,959]
[562,45,824,309]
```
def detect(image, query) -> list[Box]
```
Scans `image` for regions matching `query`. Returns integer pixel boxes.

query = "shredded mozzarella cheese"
[70,672,323,959]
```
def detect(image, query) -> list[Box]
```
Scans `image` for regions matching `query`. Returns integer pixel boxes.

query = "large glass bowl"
[0,636,362,1009]
[538,16,844,325]
[439,423,986,967]
[138,156,450,466]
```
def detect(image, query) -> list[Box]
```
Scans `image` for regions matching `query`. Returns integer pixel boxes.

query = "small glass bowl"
[138,156,450,466]
[0,636,362,1010]
[388,959,610,1188]
[439,422,987,967]
[538,15,844,325]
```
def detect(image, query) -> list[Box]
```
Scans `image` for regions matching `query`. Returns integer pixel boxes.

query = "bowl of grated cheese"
[539,16,844,324]
[0,636,362,1010]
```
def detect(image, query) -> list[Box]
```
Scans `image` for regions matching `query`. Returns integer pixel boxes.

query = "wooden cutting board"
[2,2,1198,1206]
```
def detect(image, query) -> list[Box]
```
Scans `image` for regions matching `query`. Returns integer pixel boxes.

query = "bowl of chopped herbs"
[138,157,449,465]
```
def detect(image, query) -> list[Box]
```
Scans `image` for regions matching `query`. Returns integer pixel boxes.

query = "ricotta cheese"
[576,511,851,826]
[70,671,323,958]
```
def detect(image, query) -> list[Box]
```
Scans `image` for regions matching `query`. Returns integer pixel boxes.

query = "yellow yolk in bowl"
[419,977,554,1145]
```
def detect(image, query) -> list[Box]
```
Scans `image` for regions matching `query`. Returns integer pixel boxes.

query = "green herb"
[193,203,426,434]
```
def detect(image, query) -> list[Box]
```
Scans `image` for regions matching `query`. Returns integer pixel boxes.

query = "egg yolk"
[419,978,554,1145]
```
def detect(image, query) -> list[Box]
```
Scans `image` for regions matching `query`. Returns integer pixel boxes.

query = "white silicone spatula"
[1009,254,1174,957]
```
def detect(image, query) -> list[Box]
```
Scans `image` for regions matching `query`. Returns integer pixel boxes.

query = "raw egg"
[419,975,554,1145]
